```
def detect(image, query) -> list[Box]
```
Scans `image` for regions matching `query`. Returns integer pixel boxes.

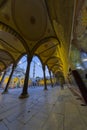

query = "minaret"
[33,61,35,79]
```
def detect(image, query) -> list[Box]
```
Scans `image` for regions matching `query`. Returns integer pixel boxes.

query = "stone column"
[49,70,53,87]
[2,64,15,94]
[0,71,6,87]
[43,65,47,90]
[72,69,87,105]
[19,56,31,98]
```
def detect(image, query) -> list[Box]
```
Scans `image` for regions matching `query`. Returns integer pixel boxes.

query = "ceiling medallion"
[30,16,36,25]
[12,0,47,41]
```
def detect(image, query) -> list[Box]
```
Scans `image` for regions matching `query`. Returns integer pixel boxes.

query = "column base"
[44,88,48,91]
[19,93,29,99]
[2,90,8,94]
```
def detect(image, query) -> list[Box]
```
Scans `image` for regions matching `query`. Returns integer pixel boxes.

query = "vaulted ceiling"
[0,0,87,78]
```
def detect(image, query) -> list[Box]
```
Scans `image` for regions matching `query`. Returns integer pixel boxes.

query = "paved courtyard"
[0,85,87,130]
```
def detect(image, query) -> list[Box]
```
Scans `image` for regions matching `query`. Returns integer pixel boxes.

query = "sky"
[17,55,49,78]
[16,51,87,79]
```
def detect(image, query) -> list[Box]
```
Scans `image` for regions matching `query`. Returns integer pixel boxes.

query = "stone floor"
[0,85,87,130]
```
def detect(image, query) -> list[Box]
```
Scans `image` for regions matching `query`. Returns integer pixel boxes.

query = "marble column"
[72,69,87,105]
[43,65,47,90]
[19,56,31,98]
[0,70,6,87]
[2,64,15,94]
[49,70,53,87]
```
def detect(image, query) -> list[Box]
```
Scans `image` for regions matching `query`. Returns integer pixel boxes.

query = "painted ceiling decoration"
[72,0,87,52]
[12,0,47,41]
[0,0,86,78]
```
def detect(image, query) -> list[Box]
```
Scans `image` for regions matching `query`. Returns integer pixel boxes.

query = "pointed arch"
[31,36,59,55]
[0,22,31,55]
[44,56,62,65]
[0,49,15,62]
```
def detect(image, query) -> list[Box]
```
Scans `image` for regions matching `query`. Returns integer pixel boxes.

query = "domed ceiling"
[0,0,85,77]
